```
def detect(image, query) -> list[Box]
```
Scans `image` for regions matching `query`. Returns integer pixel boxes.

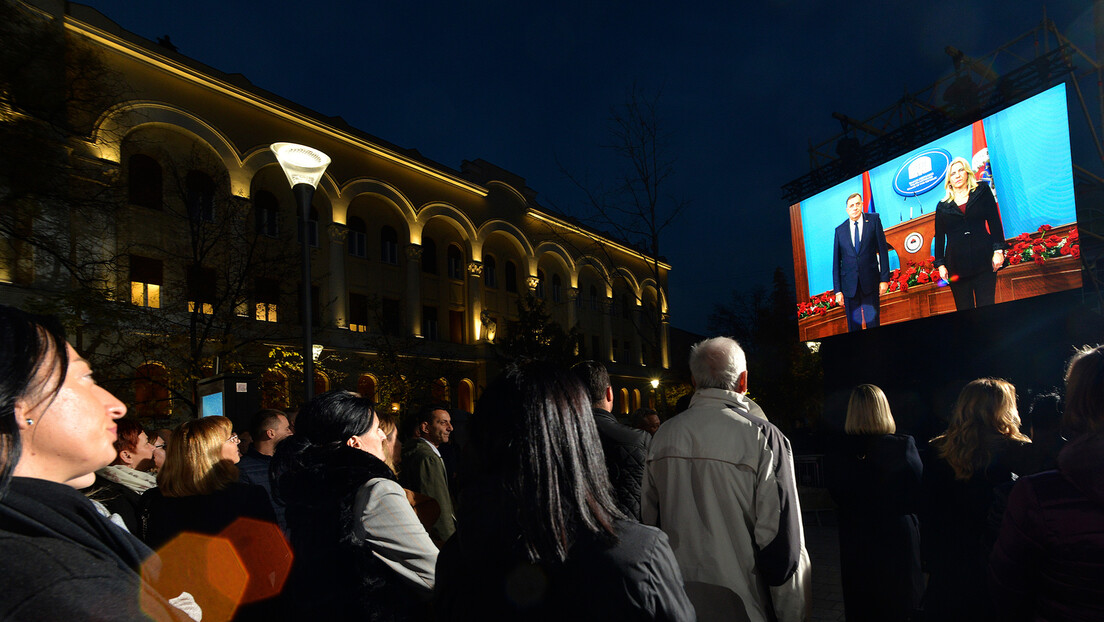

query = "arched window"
[632,389,641,411]
[253,190,279,236]
[357,374,378,402]
[314,371,330,396]
[536,270,545,299]
[186,171,215,222]
[551,274,562,302]
[381,226,398,264]
[422,237,437,274]
[297,206,319,247]
[133,363,170,418]
[348,216,367,258]
[484,255,497,289]
[590,285,599,311]
[447,245,464,280]
[432,377,450,403]
[505,261,518,293]
[128,154,162,210]
[619,388,630,415]
[458,379,474,413]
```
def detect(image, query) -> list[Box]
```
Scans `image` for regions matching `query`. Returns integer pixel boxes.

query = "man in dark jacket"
[237,409,293,530]
[572,361,649,520]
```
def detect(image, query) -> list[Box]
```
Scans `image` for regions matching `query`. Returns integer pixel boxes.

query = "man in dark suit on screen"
[833,192,891,332]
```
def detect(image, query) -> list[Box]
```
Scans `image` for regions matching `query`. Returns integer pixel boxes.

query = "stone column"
[600,296,613,363]
[467,261,483,343]
[405,244,423,337]
[327,224,348,328]
[660,312,671,369]
[631,304,643,366]
[566,287,579,332]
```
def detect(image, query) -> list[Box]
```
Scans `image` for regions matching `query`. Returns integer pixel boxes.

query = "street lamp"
[271,142,331,403]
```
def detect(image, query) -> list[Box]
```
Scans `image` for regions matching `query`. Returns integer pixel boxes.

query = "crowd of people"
[1,302,1102,621]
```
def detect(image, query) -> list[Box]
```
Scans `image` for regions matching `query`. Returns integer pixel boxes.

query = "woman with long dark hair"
[826,384,922,621]
[272,390,437,620]
[434,360,693,621]
[921,378,1035,621]
[0,304,192,620]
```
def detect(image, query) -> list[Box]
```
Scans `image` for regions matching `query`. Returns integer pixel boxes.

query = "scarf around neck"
[98,464,158,494]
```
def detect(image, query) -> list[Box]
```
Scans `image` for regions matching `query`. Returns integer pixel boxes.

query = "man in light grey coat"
[643,337,810,622]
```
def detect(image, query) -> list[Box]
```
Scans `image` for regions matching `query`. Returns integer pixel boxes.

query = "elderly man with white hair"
[643,336,811,622]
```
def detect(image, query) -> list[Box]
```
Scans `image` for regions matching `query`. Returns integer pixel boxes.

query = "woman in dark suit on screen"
[934,157,1006,310]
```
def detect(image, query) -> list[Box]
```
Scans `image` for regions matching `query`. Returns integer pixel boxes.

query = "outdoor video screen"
[789,84,1080,341]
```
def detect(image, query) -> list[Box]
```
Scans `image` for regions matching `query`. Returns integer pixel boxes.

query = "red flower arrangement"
[797,226,1079,320]
[1007,225,1079,267]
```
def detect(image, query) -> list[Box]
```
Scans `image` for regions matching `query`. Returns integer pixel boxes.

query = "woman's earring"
[25,418,34,426]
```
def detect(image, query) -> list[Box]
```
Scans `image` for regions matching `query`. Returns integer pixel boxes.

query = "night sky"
[75,0,1097,334]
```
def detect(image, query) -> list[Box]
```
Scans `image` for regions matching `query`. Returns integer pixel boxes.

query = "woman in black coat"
[826,384,923,622]
[921,378,1036,622]
[933,156,1006,310]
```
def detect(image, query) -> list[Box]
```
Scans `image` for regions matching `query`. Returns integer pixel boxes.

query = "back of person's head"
[249,409,287,440]
[294,390,376,448]
[376,408,398,472]
[1064,344,1104,436]
[689,336,747,390]
[469,359,622,564]
[570,360,610,406]
[1025,391,1063,435]
[935,377,1029,480]
[158,415,238,497]
[845,384,896,435]
[631,407,658,428]
[112,418,146,454]
[0,305,69,496]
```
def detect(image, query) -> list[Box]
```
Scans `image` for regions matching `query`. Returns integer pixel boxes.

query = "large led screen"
[789,84,1080,341]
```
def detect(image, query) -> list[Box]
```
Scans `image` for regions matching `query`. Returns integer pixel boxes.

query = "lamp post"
[271,142,331,404]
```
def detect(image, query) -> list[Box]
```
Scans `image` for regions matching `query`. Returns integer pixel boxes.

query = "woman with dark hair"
[272,390,437,620]
[0,304,192,620]
[921,378,1036,621]
[826,384,923,621]
[990,345,1104,620]
[434,360,693,621]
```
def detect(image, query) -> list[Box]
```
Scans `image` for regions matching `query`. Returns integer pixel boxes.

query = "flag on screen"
[972,119,997,204]
[861,170,875,213]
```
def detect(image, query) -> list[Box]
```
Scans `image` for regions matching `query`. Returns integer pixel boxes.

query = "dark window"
[505,261,518,293]
[484,255,497,289]
[622,294,631,319]
[297,206,319,247]
[134,363,170,417]
[381,226,398,264]
[422,237,437,274]
[348,216,367,258]
[129,255,163,308]
[590,286,599,311]
[186,264,216,314]
[128,154,162,210]
[381,298,401,335]
[253,190,279,236]
[447,245,464,280]
[186,171,215,222]
[449,309,464,344]
[255,278,280,322]
[551,274,562,302]
[349,292,369,332]
[592,335,601,359]
[612,338,619,362]
[422,306,438,340]
[535,270,545,299]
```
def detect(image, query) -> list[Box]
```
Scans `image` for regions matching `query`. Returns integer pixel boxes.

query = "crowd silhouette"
[1,302,1102,621]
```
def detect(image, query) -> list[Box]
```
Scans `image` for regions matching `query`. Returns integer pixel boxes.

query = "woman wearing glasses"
[145,415,279,620]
